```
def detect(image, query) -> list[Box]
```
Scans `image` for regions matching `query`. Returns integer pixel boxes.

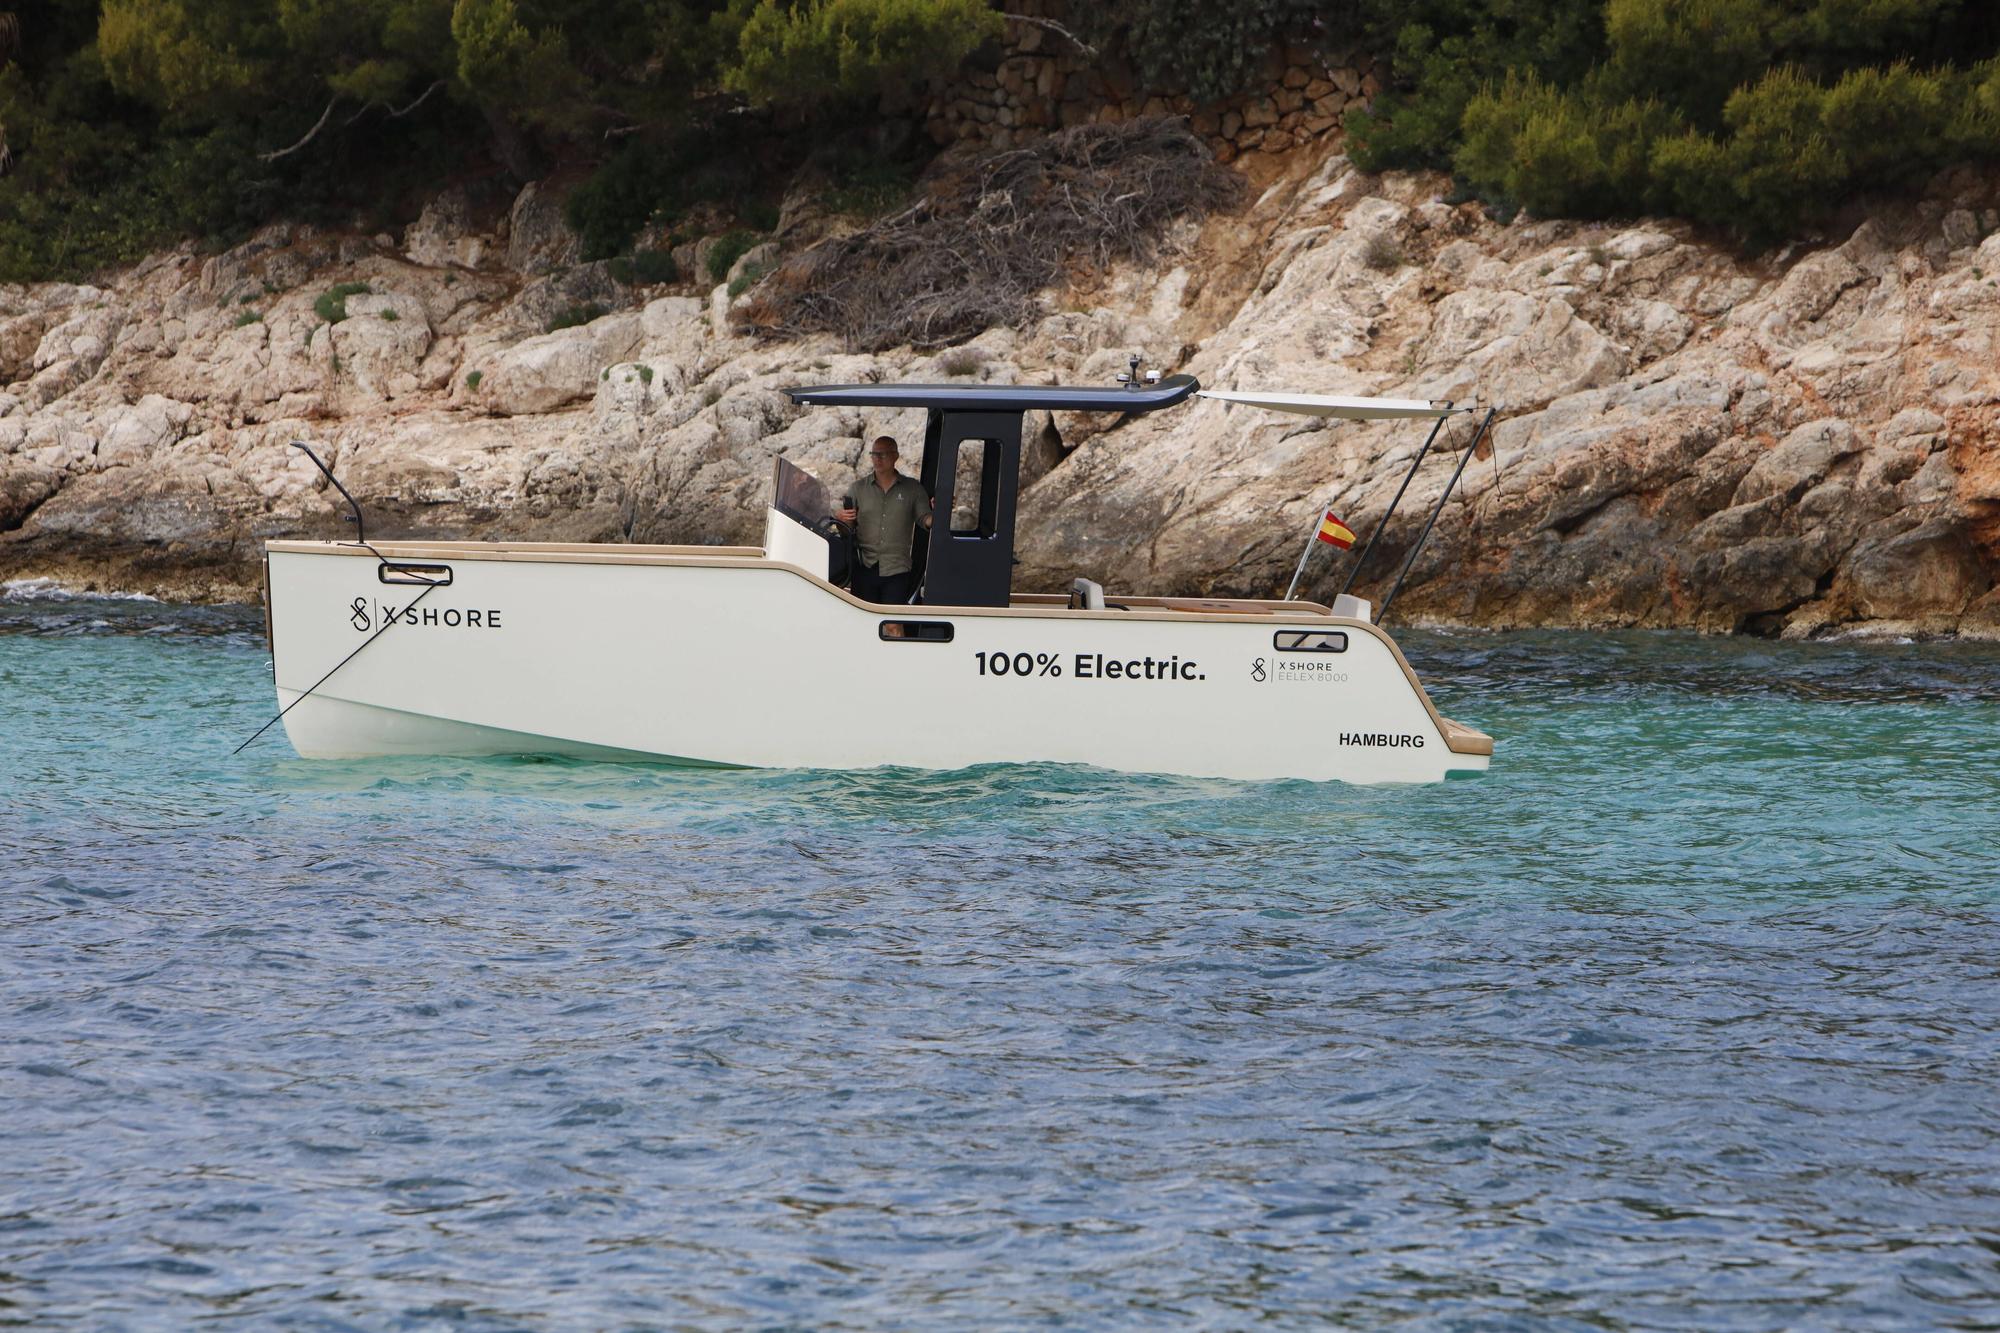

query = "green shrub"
[1347,0,1608,173]
[1358,230,1405,270]
[638,363,655,383]
[1819,61,1955,188]
[379,308,400,321]
[567,140,684,261]
[1709,75,1851,240]
[634,248,679,284]
[1354,0,2000,241]
[1649,129,1737,225]
[565,123,781,264]
[546,302,608,332]
[1452,50,1991,242]
[707,229,760,284]
[726,0,1003,104]
[314,282,373,324]
[608,248,678,285]
[938,346,984,375]
[1082,0,1328,103]
[1457,74,1683,219]
[232,310,262,327]
[1600,0,1776,126]
[0,104,276,284]
[727,257,772,298]
[465,370,483,389]
[826,157,919,217]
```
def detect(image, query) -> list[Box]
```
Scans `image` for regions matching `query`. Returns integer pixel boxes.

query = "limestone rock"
[1733,420,1860,505]
[479,314,644,416]
[1844,520,1991,620]
[328,292,434,402]
[405,187,490,270]
[506,181,581,275]
[728,242,781,289]
[1,145,1997,637]
[0,312,51,383]
[98,395,195,467]
[502,263,624,335]
[1611,299,1695,364]
[0,458,62,529]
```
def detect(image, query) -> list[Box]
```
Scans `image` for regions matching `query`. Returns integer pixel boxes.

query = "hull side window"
[879,620,954,642]
[1275,630,1348,652]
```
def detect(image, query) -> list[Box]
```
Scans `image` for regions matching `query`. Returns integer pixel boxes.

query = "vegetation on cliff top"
[2,0,2000,283]
[1090,0,2000,242]
[1352,0,2000,242]
[0,0,997,282]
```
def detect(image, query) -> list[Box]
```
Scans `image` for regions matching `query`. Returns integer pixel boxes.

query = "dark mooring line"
[233,579,440,755]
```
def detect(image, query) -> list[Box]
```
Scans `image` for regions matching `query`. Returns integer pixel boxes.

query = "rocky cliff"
[3,143,1997,637]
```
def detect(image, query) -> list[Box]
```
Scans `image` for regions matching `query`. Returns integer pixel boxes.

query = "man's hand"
[835,507,857,524]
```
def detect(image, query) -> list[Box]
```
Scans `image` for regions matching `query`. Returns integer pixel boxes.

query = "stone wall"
[902,2,1384,168]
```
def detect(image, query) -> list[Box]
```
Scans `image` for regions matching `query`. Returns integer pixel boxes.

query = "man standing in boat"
[836,436,933,604]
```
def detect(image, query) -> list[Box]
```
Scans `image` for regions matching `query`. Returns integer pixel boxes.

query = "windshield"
[771,456,833,527]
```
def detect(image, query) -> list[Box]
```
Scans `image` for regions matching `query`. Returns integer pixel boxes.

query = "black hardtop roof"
[785,373,1199,414]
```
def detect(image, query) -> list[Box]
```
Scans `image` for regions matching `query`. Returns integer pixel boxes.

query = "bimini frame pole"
[1339,410,1451,599]
[1377,407,1497,628]
[1283,516,1323,602]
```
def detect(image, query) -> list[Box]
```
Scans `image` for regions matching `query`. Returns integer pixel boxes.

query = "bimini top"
[1198,390,1468,419]
[786,374,1200,413]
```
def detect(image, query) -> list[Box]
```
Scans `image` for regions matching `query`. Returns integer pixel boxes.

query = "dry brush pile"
[736,116,1244,351]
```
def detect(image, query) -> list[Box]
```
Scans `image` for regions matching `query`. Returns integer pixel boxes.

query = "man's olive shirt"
[853,473,929,577]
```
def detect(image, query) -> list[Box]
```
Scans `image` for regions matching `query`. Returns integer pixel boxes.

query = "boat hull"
[265,541,1490,783]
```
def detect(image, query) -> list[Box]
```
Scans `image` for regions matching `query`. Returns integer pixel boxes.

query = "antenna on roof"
[1116,354,1143,389]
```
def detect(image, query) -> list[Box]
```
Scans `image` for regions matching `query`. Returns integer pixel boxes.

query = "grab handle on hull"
[378,562,453,587]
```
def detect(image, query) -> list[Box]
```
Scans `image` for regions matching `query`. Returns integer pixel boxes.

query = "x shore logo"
[348,597,504,631]
[1253,655,1349,685]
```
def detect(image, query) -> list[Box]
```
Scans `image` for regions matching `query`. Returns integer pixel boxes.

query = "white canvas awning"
[1196,390,1462,420]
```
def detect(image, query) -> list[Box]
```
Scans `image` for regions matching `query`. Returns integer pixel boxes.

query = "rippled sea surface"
[4,586,1999,1331]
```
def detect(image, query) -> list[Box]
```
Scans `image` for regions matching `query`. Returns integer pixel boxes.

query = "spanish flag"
[1315,509,1356,549]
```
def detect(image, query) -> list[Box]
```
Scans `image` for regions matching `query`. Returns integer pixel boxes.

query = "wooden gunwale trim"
[1008,592,1334,615]
[1436,717,1495,757]
[267,539,1493,757]
[266,539,767,559]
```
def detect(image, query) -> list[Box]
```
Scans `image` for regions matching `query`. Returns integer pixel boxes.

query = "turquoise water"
[4,587,1999,1330]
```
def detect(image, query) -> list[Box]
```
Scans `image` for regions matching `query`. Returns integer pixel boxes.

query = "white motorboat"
[258,373,1496,782]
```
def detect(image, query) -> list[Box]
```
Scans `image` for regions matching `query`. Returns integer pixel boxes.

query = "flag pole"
[1283,509,1324,602]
